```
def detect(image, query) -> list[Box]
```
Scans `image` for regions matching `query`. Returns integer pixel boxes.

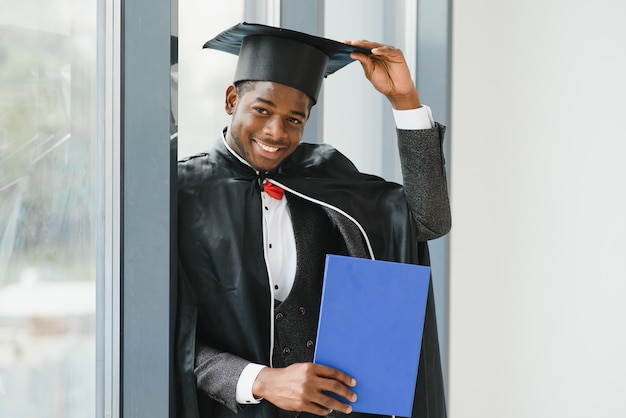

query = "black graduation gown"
[176,128,448,418]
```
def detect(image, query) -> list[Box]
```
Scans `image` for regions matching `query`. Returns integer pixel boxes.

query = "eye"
[287,117,302,125]
[253,107,269,115]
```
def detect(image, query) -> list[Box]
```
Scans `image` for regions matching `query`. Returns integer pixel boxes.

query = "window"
[0,2,100,416]
[177,0,245,158]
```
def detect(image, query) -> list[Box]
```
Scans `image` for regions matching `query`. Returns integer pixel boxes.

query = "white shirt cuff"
[392,105,434,130]
[236,363,267,405]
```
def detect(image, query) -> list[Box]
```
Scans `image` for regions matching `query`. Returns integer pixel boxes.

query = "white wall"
[449,1,626,417]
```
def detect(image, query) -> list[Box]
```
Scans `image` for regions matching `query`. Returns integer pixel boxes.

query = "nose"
[263,116,287,139]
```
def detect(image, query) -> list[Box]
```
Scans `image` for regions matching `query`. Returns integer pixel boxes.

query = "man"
[176,22,451,418]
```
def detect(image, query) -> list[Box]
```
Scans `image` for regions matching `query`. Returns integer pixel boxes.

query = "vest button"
[275,312,284,321]
[298,307,306,315]
[282,347,291,355]
[306,340,314,348]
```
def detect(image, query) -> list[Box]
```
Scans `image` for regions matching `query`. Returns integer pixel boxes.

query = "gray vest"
[272,194,340,368]
[272,194,379,418]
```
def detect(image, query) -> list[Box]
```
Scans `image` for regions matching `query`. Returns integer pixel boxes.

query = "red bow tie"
[263,181,284,200]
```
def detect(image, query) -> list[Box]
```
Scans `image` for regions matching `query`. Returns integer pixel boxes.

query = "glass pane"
[0,1,99,417]
[177,0,244,158]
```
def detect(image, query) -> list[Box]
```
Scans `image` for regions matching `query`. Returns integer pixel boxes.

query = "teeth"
[256,141,279,153]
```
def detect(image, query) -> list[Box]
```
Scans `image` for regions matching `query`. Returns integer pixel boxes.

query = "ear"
[225,84,237,115]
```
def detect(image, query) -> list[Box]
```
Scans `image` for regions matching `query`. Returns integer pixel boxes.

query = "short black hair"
[234,80,256,97]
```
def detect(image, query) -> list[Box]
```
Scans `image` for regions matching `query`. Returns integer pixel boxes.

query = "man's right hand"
[252,362,357,416]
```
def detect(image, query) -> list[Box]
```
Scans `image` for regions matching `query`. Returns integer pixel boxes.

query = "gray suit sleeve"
[397,123,451,240]
[194,340,251,413]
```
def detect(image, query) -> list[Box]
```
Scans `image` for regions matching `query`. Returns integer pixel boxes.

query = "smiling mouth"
[254,139,280,153]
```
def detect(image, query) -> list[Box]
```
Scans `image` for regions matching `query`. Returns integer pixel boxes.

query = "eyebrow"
[255,97,308,119]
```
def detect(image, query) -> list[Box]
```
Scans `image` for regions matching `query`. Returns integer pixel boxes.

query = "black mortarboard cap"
[202,22,371,103]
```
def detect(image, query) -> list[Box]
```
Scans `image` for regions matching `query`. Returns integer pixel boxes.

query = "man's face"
[225,81,312,172]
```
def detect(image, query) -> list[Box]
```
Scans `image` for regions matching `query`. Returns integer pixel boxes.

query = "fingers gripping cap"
[202,22,371,103]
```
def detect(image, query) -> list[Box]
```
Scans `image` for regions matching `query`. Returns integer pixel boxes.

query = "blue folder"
[313,254,431,417]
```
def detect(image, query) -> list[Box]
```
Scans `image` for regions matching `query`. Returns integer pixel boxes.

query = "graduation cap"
[203,22,371,103]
